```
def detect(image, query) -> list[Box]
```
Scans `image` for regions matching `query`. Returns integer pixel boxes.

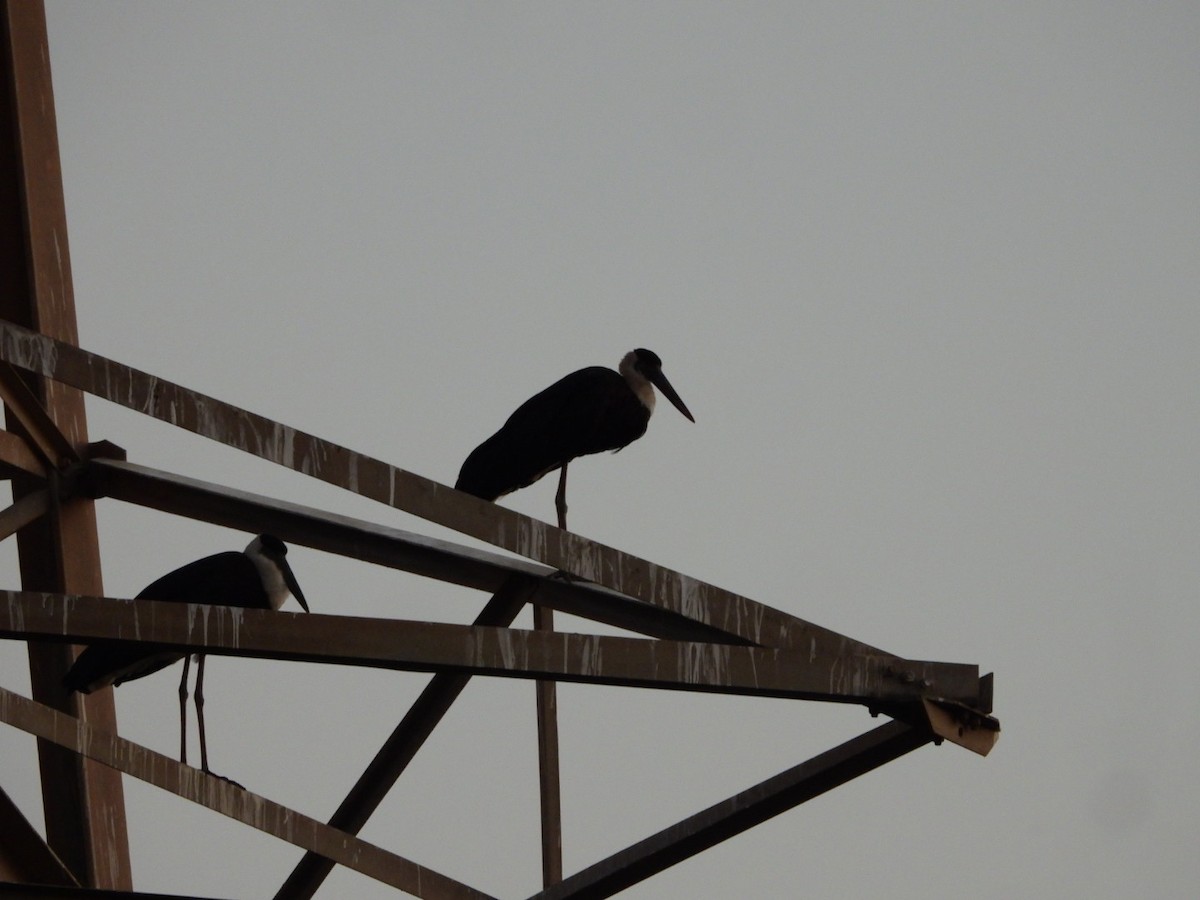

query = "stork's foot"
[201,767,246,790]
[548,569,585,583]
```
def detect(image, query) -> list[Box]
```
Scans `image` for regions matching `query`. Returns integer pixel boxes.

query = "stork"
[455,348,694,528]
[63,534,309,777]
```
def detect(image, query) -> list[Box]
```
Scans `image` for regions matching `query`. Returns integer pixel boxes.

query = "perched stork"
[456,348,694,527]
[63,534,309,776]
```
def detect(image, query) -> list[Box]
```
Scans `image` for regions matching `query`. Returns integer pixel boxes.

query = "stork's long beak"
[282,560,310,612]
[649,368,695,422]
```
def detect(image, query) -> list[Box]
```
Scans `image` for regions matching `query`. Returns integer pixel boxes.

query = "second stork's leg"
[555,462,568,531]
[195,654,209,774]
[177,654,192,766]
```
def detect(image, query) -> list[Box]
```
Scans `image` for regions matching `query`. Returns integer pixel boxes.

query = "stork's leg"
[540,466,566,883]
[177,654,192,765]
[555,463,568,530]
[195,654,210,774]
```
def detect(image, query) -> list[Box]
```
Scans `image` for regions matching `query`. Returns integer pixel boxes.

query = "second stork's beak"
[283,560,310,613]
[649,367,695,423]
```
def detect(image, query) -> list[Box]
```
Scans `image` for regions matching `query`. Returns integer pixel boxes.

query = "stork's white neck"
[619,351,656,413]
[245,537,291,610]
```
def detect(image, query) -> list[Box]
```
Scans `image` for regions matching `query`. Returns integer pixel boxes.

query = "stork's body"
[63,534,308,775]
[456,349,693,523]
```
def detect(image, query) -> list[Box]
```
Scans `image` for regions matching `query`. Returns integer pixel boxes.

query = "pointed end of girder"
[922,695,1001,757]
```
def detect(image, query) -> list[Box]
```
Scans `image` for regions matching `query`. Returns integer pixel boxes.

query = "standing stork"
[455,348,694,528]
[63,534,309,776]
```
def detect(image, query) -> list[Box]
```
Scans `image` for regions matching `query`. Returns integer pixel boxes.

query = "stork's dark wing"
[63,552,263,693]
[456,366,642,500]
[136,552,260,605]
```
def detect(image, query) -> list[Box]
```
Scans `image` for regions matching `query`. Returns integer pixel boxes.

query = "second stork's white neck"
[619,351,656,413]
[244,536,292,610]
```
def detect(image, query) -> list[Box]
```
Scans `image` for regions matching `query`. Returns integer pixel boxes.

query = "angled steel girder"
[0,782,77,887]
[529,720,930,900]
[0,425,48,477]
[0,486,50,540]
[0,362,79,469]
[82,457,752,646]
[276,578,535,900]
[0,686,495,900]
[0,319,890,657]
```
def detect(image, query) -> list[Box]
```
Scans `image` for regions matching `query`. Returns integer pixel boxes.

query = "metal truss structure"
[0,4,998,897]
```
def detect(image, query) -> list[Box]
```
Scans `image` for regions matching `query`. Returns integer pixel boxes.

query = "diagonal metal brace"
[0,362,78,468]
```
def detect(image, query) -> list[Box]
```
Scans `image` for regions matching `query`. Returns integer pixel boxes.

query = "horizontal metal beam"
[0,321,885,657]
[0,686,496,900]
[529,719,930,900]
[0,592,982,705]
[85,457,752,647]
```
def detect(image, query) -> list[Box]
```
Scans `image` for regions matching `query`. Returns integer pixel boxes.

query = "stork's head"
[245,534,310,612]
[620,349,695,422]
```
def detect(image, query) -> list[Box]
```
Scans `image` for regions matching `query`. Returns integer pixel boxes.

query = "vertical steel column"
[535,603,563,886]
[0,1,131,888]
[535,467,568,886]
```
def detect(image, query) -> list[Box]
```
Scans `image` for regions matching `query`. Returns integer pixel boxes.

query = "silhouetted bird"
[63,534,309,775]
[456,348,694,526]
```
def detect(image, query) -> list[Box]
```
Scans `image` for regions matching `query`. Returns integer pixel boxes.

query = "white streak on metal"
[677,574,703,622]
[226,606,243,649]
[577,634,602,678]
[496,628,519,672]
[829,655,844,696]
[53,228,64,282]
[6,592,26,633]
[2,326,58,375]
[515,519,548,563]
[281,424,295,469]
[679,641,730,686]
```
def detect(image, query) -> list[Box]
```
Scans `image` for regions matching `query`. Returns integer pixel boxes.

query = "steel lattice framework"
[0,4,998,897]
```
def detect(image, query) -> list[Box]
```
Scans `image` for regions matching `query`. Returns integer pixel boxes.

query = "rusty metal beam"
[0,591,983,706]
[0,486,49,540]
[85,457,755,646]
[0,687,496,900]
[0,427,47,477]
[528,720,931,900]
[0,321,883,658]
[0,363,77,468]
[275,577,534,900]
[0,1,130,887]
[0,782,78,886]
[921,696,1000,756]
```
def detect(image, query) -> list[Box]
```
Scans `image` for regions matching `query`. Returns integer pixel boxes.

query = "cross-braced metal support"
[0,318,1000,898]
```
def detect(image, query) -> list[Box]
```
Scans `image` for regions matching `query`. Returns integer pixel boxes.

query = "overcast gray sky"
[3,2,1198,897]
